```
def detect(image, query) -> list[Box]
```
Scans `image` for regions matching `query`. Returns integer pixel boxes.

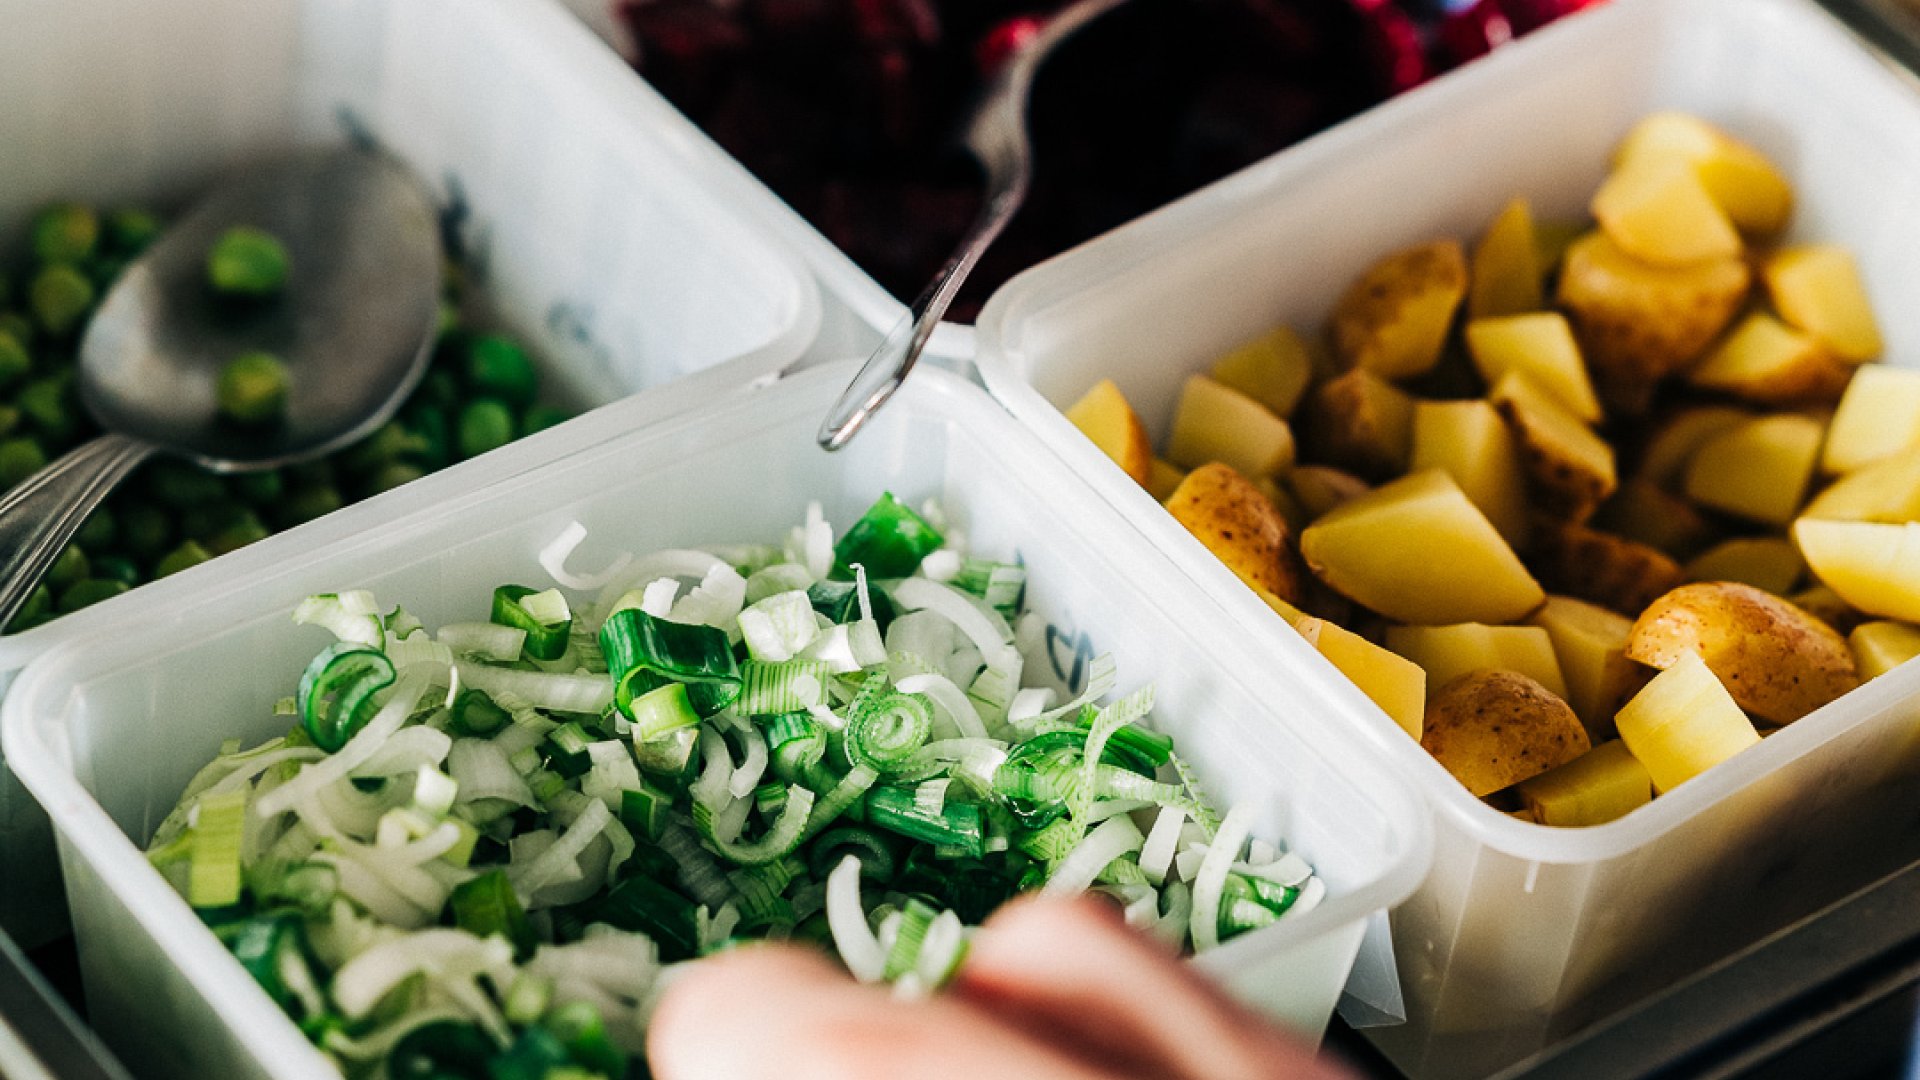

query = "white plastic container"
[0,0,821,944]
[3,360,1429,1080]
[975,0,1920,1074]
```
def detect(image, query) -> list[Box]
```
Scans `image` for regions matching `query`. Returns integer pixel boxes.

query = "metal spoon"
[817,0,1130,451]
[0,150,443,628]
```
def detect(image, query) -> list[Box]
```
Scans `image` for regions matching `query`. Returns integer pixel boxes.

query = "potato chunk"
[1531,520,1686,617]
[1146,458,1188,503]
[1469,197,1544,319]
[1849,621,1920,680]
[1634,405,1749,490]
[1789,584,1865,637]
[1332,240,1468,380]
[1465,312,1602,422]
[1421,670,1590,797]
[1765,246,1881,362]
[1686,313,1849,406]
[1684,414,1823,526]
[1794,519,1920,623]
[1626,581,1857,725]
[1517,741,1653,827]
[1614,652,1760,793]
[1682,538,1804,596]
[1527,595,1644,737]
[1166,375,1296,479]
[1592,481,1716,560]
[1592,161,1741,267]
[1285,466,1370,521]
[1301,368,1414,481]
[1490,371,1617,522]
[1295,616,1426,740]
[1821,365,1920,476]
[1065,379,1152,486]
[1300,470,1544,625]
[1613,113,1794,237]
[1803,449,1920,523]
[1410,400,1529,548]
[1210,326,1314,418]
[1385,623,1569,701]
[1165,463,1306,604]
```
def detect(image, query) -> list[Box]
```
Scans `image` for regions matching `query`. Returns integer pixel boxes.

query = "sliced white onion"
[352,726,452,778]
[1043,815,1145,897]
[540,521,634,591]
[1189,802,1255,953]
[895,672,988,739]
[826,855,886,983]
[255,676,429,820]
[1139,807,1187,886]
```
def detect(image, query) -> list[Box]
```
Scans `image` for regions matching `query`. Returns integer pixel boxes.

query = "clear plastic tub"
[974,0,1920,1074]
[2,359,1429,1080]
[0,0,820,945]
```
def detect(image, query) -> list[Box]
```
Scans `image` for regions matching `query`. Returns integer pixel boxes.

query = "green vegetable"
[0,314,31,347]
[206,513,270,556]
[28,264,94,337]
[0,331,30,389]
[104,208,160,255]
[46,543,87,589]
[206,225,290,298]
[144,461,225,508]
[491,584,571,661]
[230,469,284,505]
[217,351,289,425]
[521,404,571,436]
[456,398,513,460]
[31,203,99,265]
[72,506,115,551]
[600,608,740,718]
[280,484,343,525]
[16,375,76,444]
[448,689,510,737]
[155,539,212,577]
[118,502,173,557]
[465,334,538,407]
[368,461,425,494]
[449,870,536,956]
[832,492,944,578]
[297,643,396,752]
[0,438,46,487]
[92,555,139,585]
[57,577,130,613]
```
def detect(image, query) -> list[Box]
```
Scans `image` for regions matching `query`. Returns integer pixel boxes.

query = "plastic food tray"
[2,360,1430,1080]
[974,0,1920,1074]
[0,0,821,945]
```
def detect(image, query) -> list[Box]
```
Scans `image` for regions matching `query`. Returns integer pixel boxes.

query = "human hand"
[648,895,1359,1080]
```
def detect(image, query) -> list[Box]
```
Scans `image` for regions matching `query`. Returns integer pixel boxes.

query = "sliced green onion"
[737,659,830,716]
[491,585,571,661]
[826,855,886,982]
[292,591,383,647]
[803,763,880,840]
[738,590,818,662]
[544,721,593,778]
[865,786,984,857]
[831,493,944,579]
[600,607,740,718]
[883,898,939,980]
[449,868,536,956]
[440,622,528,663]
[953,558,1026,616]
[808,577,898,629]
[1189,802,1255,953]
[626,681,700,743]
[296,643,396,753]
[448,689,510,737]
[618,784,672,840]
[590,872,701,961]
[1043,814,1144,898]
[845,681,934,775]
[704,785,816,866]
[188,789,248,907]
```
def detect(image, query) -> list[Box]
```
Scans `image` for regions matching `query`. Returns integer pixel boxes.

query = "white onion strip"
[540,521,634,591]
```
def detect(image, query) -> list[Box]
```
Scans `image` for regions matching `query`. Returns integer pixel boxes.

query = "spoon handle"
[0,434,157,630]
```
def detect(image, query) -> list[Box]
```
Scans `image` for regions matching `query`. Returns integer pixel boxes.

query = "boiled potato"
[1591,160,1741,267]
[1165,462,1306,604]
[1065,379,1152,486]
[1556,231,1749,414]
[1147,458,1188,503]
[1490,371,1617,522]
[1469,197,1544,319]
[1765,246,1881,362]
[1683,537,1805,596]
[1635,405,1749,489]
[1592,481,1716,560]
[1420,669,1590,797]
[1410,399,1529,548]
[1789,584,1865,637]
[1332,240,1468,380]
[1296,616,1425,740]
[1286,465,1370,521]
[1210,326,1314,418]
[1821,365,1920,476]
[1626,581,1858,725]
[1614,652,1760,793]
[1687,312,1849,405]
[1301,368,1414,481]
[1848,621,1920,680]
[1612,113,1794,236]
[1803,449,1920,523]
[1300,470,1545,624]
[1385,622,1569,701]
[1526,595,1644,737]
[1249,474,1304,530]
[1516,740,1653,827]
[1793,519,1920,623]
[1532,520,1686,617]
[1465,312,1602,422]
[1684,414,1823,526]
[1166,375,1296,479]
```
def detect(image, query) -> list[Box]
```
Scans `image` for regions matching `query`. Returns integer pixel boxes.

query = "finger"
[952,896,1355,1080]
[648,941,1135,1080]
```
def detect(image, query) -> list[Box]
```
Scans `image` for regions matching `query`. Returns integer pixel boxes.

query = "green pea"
[206,226,289,298]
[522,404,571,437]
[456,398,513,460]
[145,461,225,507]
[217,351,289,425]
[369,461,425,494]
[155,540,212,578]
[74,506,116,552]
[8,612,55,634]
[17,584,52,621]
[0,438,45,488]
[0,313,31,347]
[92,555,140,585]
[17,375,76,444]
[29,264,95,338]
[87,255,129,291]
[231,469,284,505]
[281,485,342,526]
[179,501,249,543]
[31,203,99,265]
[413,369,459,411]
[403,405,451,470]
[46,544,88,590]
[436,299,460,340]
[338,421,425,475]
[0,407,19,438]
[118,502,172,558]
[206,515,270,556]
[287,460,335,489]
[463,334,538,407]
[0,331,30,388]
[57,578,130,613]
[105,208,161,256]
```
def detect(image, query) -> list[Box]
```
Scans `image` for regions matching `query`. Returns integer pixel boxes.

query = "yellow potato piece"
[1614,652,1760,794]
[1465,312,1602,422]
[1765,246,1881,362]
[1527,595,1642,737]
[1165,462,1305,604]
[1684,414,1823,526]
[1299,469,1545,625]
[1687,312,1849,406]
[1165,375,1296,478]
[1635,405,1749,490]
[1803,448,1920,523]
[1469,197,1543,319]
[1613,112,1794,236]
[1626,581,1857,725]
[1286,466,1370,522]
[1517,741,1653,827]
[1592,480,1716,561]
[1301,368,1414,481]
[1410,400,1529,548]
[1209,326,1314,419]
[1385,622,1569,702]
[1794,519,1920,623]
[1682,537,1805,596]
[1789,583,1864,637]
[1849,621,1920,680]
[1821,365,1920,475]
[1592,160,1741,267]
[1295,616,1426,740]
[1332,240,1468,380]
[1421,669,1589,797]
[1146,458,1188,503]
[1065,379,1152,486]
[1490,371,1617,522]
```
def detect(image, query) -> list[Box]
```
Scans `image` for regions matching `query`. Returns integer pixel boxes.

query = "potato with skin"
[1593,480,1717,560]
[1490,371,1617,523]
[1612,113,1794,237]
[1065,379,1152,486]
[1301,368,1414,481]
[1591,161,1741,267]
[1210,327,1315,419]
[1165,375,1296,479]
[1687,313,1851,406]
[1469,197,1544,319]
[1466,312,1602,422]
[1165,463,1307,605]
[1626,581,1858,725]
[1286,466,1370,521]
[1332,240,1468,380]
[1790,584,1865,637]
[1420,669,1590,797]
[1146,458,1188,503]
[1532,519,1686,617]
[1385,622,1569,701]
[1249,474,1304,530]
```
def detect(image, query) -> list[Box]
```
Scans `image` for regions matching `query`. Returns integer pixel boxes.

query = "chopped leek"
[492,585,572,661]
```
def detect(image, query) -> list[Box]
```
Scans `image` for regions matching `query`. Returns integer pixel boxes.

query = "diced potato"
[1210,326,1314,418]
[1803,449,1920,523]
[1490,371,1617,522]
[1765,246,1881,362]
[1635,405,1749,490]
[1527,595,1643,737]
[1687,312,1849,405]
[1591,160,1741,267]
[1249,474,1304,530]
[1165,463,1306,604]
[1286,466,1370,522]
[1385,622,1569,701]
[1592,481,1716,560]
[1300,470,1545,625]
[1614,652,1761,793]
[1531,520,1686,617]
[1065,378,1152,486]
[1612,111,1722,170]
[1332,240,1468,380]
[1683,537,1805,596]
[1684,414,1823,526]
[1469,197,1544,319]
[1790,584,1865,637]
[1421,670,1590,797]
[1613,113,1794,236]
[1849,621,1920,680]
[1146,458,1188,503]
[1626,581,1857,725]
[1821,365,1920,475]
[1409,400,1529,548]
[1296,616,1426,740]
[1465,312,1602,422]
[1301,368,1415,481]
[1517,741,1654,827]
[1794,519,1920,623]
[1166,375,1296,478]
[1556,231,1749,414]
